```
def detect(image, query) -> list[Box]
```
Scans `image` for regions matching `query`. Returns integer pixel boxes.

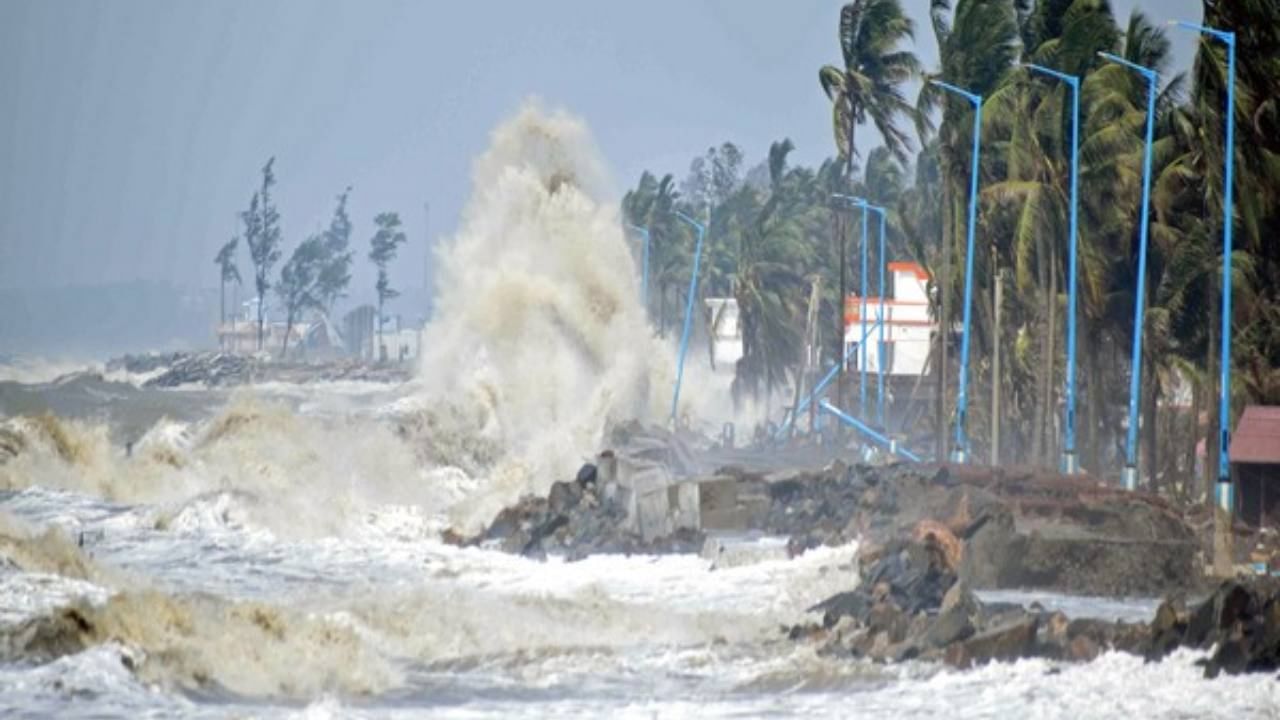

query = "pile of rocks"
[457,462,704,561]
[144,353,251,388]
[104,351,414,388]
[792,532,1280,676]
[105,352,189,375]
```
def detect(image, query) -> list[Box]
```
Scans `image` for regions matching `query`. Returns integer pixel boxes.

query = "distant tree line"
[622,0,1280,498]
[213,158,407,357]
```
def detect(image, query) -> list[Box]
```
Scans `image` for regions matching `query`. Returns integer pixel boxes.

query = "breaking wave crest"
[409,102,676,532]
[0,399,446,540]
[1,590,399,698]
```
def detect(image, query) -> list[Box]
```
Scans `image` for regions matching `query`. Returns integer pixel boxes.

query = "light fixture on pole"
[1171,20,1237,515]
[669,211,706,428]
[929,79,984,464]
[836,194,889,428]
[832,193,877,421]
[1023,62,1082,475]
[1099,51,1158,492]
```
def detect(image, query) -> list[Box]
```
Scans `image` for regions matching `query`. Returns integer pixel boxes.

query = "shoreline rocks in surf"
[451,459,705,560]
[789,532,1280,678]
[105,351,412,388]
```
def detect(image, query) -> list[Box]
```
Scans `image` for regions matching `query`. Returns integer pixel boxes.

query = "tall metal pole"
[877,209,887,428]
[849,199,887,426]
[1219,32,1237,514]
[1174,21,1238,514]
[626,224,651,308]
[1100,52,1157,492]
[670,211,706,427]
[859,203,869,417]
[1025,62,1082,475]
[930,80,983,464]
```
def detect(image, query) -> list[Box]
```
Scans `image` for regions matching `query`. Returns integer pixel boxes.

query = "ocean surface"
[1,370,1277,719]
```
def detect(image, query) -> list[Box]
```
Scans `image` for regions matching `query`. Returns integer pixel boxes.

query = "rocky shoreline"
[792,532,1280,678]
[106,351,412,388]
[461,426,1280,678]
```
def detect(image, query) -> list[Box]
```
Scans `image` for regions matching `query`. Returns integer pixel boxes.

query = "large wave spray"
[413,103,674,530]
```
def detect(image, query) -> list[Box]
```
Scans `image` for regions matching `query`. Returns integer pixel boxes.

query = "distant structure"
[844,261,935,376]
[704,297,743,376]
[214,298,421,362]
[341,304,421,362]
[1229,405,1280,527]
[217,297,305,354]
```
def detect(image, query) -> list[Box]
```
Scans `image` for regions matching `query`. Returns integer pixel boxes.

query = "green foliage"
[315,187,354,311]
[242,157,283,350]
[820,0,922,175]
[275,236,327,353]
[621,0,1280,483]
[369,212,408,352]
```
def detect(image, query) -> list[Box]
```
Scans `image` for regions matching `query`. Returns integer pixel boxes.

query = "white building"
[844,261,934,376]
[704,297,743,375]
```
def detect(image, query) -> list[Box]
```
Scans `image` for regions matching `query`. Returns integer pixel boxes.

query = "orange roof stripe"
[887,261,929,280]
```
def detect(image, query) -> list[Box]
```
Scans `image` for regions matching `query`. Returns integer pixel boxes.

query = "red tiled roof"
[1229,406,1280,465]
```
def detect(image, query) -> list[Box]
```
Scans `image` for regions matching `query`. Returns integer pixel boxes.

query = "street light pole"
[626,223,651,309]
[670,211,706,428]
[1024,63,1082,475]
[1100,52,1158,492]
[876,207,887,428]
[859,202,869,416]
[1173,20,1237,515]
[930,79,984,464]
[832,194,888,426]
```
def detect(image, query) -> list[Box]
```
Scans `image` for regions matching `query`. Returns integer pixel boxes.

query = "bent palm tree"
[819,0,920,420]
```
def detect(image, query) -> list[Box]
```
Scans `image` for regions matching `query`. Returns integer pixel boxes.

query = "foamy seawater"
[4,479,1280,719]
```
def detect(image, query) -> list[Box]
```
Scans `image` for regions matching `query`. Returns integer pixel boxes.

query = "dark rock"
[1144,596,1188,661]
[1068,634,1101,662]
[922,603,976,649]
[547,481,583,515]
[808,591,871,629]
[947,615,1038,669]
[575,463,598,488]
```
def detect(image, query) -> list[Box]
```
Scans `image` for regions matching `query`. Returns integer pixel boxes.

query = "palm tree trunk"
[1044,249,1059,466]
[1205,308,1219,504]
[1144,368,1159,493]
[1084,322,1100,473]
[1187,378,1202,499]
[219,278,226,351]
[936,184,955,460]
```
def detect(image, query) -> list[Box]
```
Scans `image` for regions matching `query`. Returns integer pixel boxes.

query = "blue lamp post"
[626,223,651,308]
[832,194,882,421]
[1099,52,1157,492]
[669,210,706,427]
[842,196,889,428]
[1172,20,1237,514]
[1024,62,1082,475]
[930,79,984,464]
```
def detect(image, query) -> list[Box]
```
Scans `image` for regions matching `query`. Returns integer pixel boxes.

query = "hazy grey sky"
[0,0,1200,294]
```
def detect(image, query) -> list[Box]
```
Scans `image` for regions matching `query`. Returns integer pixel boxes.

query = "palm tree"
[819,0,921,420]
[917,0,1018,459]
[214,237,241,347]
[623,172,683,332]
[731,140,816,408]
